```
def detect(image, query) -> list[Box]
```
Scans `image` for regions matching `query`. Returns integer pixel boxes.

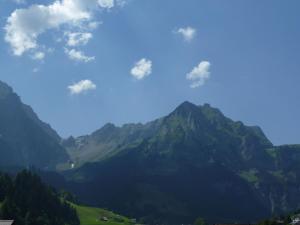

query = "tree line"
[0,170,80,225]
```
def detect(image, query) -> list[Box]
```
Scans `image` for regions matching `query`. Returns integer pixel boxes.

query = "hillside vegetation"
[71,203,134,225]
[63,102,300,224]
[0,171,79,225]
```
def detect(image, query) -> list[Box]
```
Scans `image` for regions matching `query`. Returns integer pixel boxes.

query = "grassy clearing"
[239,169,259,183]
[71,203,134,225]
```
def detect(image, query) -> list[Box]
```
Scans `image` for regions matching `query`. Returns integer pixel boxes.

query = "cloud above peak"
[4,0,116,57]
[130,58,152,80]
[68,79,97,95]
[186,61,211,88]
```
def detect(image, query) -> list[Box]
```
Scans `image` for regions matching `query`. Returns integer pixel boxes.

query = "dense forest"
[0,170,79,225]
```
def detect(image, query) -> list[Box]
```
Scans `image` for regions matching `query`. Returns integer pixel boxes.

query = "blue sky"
[0,0,299,145]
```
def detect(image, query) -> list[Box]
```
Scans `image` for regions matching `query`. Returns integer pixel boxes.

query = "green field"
[71,203,135,225]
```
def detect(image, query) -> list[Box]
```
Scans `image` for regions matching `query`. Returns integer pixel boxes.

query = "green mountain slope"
[63,120,162,168]
[71,203,134,225]
[63,102,300,224]
[0,81,68,169]
[0,170,134,225]
[64,102,272,170]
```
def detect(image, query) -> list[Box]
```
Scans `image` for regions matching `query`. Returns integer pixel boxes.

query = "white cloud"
[4,0,116,56]
[98,0,114,8]
[68,79,97,95]
[32,51,45,60]
[176,27,196,42]
[65,48,95,62]
[186,61,211,88]
[66,32,93,46]
[130,58,152,80]
[87,21,102,30]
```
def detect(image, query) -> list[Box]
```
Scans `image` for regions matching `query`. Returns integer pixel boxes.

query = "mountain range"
[62,102,300,224]
[0,80,300,224]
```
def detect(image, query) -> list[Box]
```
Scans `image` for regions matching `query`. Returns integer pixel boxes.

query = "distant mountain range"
[1,80,300,224]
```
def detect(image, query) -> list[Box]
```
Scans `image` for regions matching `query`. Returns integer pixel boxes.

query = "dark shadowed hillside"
[0,170,79,225]
[0,81,68,169]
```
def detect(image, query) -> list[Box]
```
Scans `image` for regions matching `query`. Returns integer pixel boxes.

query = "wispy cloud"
[12,0,26,4]
[186,61,211,88]
[68,80,97,95]
[130,58,152,80]
[66,32,93,47]
[65,48,95,63]
[176,27,197,42]
[98,0,114,8]
[31,51,45,61]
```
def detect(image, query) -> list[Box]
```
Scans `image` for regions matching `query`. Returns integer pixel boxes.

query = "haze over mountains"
[1,80,300,224]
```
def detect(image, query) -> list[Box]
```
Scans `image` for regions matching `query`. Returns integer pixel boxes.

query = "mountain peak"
[171,102,223,121]
[172,101,200,116]
[199,103,226,121]
[178,101,197,108]
[102,123,116,130]
[0,81,13,99]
